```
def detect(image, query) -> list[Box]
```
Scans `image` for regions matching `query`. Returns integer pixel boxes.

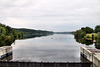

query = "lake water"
[11,34,83,62]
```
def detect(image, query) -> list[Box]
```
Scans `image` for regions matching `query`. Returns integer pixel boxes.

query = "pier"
[81,46,100,67]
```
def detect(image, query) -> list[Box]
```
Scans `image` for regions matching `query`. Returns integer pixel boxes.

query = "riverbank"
[74,25,100,49]
[0,23,54,46]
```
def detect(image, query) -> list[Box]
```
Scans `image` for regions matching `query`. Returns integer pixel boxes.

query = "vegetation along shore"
[0,23,54,47]
[74,25,100,49]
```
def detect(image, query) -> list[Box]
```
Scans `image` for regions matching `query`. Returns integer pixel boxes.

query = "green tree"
[0,27,6,34]
[97,32,100,39]
[74,30,86,38]
[0,23,24,46]
[80,31,86,38]
[81,27,93,33]
[95,39,100,49]
[95,25,100,33]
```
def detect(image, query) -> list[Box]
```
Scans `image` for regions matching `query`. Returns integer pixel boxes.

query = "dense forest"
[74,25,100,40]
[0,23,54,46]
[0,23,23,46]
[54,32,75,34]
[14,28,54,38]
[74,25,100,49]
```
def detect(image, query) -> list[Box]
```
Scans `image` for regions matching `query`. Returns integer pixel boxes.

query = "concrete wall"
[0,46,12,58]
[80,46,100,67]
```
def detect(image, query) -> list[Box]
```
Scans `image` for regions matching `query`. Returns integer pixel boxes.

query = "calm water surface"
[11,34,83,62]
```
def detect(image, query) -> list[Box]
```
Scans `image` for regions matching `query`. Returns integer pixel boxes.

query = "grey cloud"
[0,0,100,31]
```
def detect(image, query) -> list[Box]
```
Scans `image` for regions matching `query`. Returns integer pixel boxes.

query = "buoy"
[94,40,96,42]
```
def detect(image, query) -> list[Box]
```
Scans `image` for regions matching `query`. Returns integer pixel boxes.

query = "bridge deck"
[0,61,92,67]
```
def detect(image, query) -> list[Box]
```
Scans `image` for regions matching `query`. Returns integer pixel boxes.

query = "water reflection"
[11,34,82,62]
[95,39,100,49]
[74,36,100,49]
[74,37,93,45]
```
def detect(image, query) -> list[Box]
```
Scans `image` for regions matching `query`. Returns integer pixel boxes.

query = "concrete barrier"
[81,46,100,67]
[0,46,12,59]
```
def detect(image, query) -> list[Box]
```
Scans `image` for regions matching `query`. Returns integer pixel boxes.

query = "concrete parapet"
[81,46,100,67]
[0,46,12,59]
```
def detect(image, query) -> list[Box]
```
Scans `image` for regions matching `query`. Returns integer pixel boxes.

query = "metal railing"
[0,61,92,67]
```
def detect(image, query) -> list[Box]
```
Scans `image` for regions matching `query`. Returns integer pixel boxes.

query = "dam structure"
[0,46,12,59]
[81,46,100,67]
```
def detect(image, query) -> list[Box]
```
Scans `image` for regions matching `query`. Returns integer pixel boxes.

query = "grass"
[84,33,97,40]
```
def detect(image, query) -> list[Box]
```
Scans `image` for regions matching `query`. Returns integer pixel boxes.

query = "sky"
[0,0,100,32]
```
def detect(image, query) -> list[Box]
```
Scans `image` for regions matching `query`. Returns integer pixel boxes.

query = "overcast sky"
[0,0,100,32]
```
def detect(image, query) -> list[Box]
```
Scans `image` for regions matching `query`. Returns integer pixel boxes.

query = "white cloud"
[3,17,29,28]
[0,0,100,31]
[13,0,30,6]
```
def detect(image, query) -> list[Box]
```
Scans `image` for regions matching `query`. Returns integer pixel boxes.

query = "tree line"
[14,28,54,38]
[74,25,100,49]
[0,23,23,46]
[0,23,54,46]
[74,25,100,39]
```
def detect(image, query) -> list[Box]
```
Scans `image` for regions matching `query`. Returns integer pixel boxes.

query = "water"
[11,34,83,62]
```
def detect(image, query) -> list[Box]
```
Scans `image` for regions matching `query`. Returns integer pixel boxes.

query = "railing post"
[41,61,43,67]
[6,62,9,67]
[29,61,31,67]
[18,61,20,67]
[66,62,68,67]
[54,62,55,67]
